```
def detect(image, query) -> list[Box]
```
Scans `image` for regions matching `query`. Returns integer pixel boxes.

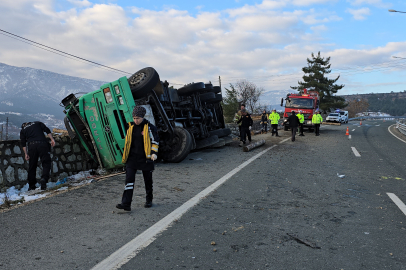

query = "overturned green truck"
[61,67,231,170]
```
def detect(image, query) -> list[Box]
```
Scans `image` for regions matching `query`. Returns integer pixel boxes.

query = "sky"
[1,0,406,104]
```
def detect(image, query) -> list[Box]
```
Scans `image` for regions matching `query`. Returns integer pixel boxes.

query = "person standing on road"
[312,111,323,136]
[233,104,246,137]
[269,109,280,137]
[237,109,253,146]
[260,110,269,134]
[286,111,300,142]
[117,106,160,211]
[20,121,56,191]
[297,110,305,136]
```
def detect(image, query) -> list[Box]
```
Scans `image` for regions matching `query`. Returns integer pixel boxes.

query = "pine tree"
[291,52,346,111]
[221,84,240,122]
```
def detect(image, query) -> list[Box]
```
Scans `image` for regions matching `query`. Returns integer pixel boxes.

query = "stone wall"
[0,136,98,189]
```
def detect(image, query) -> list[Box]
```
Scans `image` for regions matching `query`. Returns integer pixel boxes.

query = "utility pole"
[219,76,221,89]
[5,117,8,141]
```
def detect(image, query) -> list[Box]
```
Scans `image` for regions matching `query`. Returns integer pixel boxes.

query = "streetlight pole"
[389,9,406,13]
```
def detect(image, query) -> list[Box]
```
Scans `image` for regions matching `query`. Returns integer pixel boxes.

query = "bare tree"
[345,99,369,118]
[232,80,264,113]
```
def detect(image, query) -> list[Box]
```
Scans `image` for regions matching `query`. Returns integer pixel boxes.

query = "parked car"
[326,113,342,123]
[61,67,231,170]
[338,110,349,123]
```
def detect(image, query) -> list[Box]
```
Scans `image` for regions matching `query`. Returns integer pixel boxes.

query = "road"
[1,121,405,270]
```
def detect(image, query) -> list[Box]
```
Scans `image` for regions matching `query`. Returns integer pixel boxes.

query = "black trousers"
[315,124,320,135]
[240,127,251,143]
[122,167,153,207]
[291,127,297,141]
[271,124,278,136]
[261,123,268,132]
[299,123,304,135]
[28,143,51,188]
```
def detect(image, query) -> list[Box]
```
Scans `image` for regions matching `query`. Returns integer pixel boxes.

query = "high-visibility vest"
[312,114,323,124]
[297,113,304,124]
[269,112,280,124]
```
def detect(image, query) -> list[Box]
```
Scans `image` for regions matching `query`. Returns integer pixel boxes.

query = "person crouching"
[116,106,159,211]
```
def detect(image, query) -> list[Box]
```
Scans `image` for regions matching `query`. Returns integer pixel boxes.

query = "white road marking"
[348,135,351,139]
[352,129,355,132]
[351,147,361,157]
[375,125,380,127]
[387,193,406,216]
[279,138,290,144]
[388,124,406,144]
[91,145,278,270]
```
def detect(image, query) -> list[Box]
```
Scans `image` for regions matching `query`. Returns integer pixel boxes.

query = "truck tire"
[206,94,223,103]
[177,82,205,96]
[195,135,219,150]
[209,128,231,138]
[128,67,160,99]
[212,86,221,93]
[199,92,216,102]
[161,127,193,163]
[204,83,213,90]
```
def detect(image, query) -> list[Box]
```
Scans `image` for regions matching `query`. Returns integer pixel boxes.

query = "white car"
[339,111,349,123]
[326,113,342,123]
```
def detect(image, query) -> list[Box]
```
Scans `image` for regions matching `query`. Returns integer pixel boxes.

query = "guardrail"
[349,116,406,121]
[397,120,406,136]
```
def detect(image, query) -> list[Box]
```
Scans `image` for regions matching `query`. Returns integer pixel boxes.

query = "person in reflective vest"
[117,106,159,211]
[268,109,280,136]
[233,104,246,137]
[297,110,305,136]
[312,111,323,136]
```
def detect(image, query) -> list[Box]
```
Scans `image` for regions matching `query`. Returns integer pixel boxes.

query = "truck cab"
[281,89,319,131]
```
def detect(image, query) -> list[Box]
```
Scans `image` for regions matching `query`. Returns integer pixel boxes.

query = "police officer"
[260,110,269,134]
[297,110,305,136]
[312,111,323,136]
[20,121,55,191]
[237,109,253,146]
[269,109,280,136]
[233,104,246,137]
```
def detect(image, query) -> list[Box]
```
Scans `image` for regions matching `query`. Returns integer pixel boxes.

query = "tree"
[346,99,369,118]
[221,84,240,123]
[291,52,346,111]
[232,80,264,113]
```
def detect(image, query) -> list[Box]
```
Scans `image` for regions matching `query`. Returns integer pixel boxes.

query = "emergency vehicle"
[281,88,320,131]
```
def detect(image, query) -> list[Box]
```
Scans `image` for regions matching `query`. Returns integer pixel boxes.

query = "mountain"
[0,62,106,120]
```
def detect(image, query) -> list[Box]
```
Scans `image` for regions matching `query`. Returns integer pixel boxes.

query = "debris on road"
[287,233,321,249]
[243,139,266,152]
[337,173,345,178]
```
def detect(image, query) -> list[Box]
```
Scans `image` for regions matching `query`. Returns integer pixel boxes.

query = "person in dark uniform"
[116,106,159,211]
[237,109,253,146]
[20,121,55,191]
[286,111,300,142]
[260,110,269,134]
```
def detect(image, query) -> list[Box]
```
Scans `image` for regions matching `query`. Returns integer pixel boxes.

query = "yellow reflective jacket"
[269,112,280,124]
[122,121,159,164]
[234,111,242,126]
[312,114,323,124]
[297,113,304,124]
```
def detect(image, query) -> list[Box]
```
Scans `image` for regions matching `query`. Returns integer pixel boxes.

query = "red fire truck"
[281,89,320,131]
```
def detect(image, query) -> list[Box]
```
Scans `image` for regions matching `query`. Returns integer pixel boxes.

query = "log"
[322,122,341,126]
[243,139,265,152]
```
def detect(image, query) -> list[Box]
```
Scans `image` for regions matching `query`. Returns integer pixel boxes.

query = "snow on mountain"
[0,62,107,119]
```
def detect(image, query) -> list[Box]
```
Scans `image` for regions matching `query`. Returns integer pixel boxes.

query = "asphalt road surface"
[1,120,405,270]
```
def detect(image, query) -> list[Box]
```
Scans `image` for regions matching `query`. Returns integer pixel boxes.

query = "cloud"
[67,0,92,8]
[347,0,390,8]
[347,7,371,20]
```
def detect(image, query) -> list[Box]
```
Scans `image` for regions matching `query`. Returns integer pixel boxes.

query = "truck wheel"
[161,127,192,163]
[209,128,231,138]
[205,83,214,90]
[177,82,205,96]
[212,86,221,93]
[199,92,216,102]
[206,94,223,103]
[195,135,219,150]
[128,67,160,99]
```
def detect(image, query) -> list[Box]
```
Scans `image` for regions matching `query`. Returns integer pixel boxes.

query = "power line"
[0,28,132,75]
